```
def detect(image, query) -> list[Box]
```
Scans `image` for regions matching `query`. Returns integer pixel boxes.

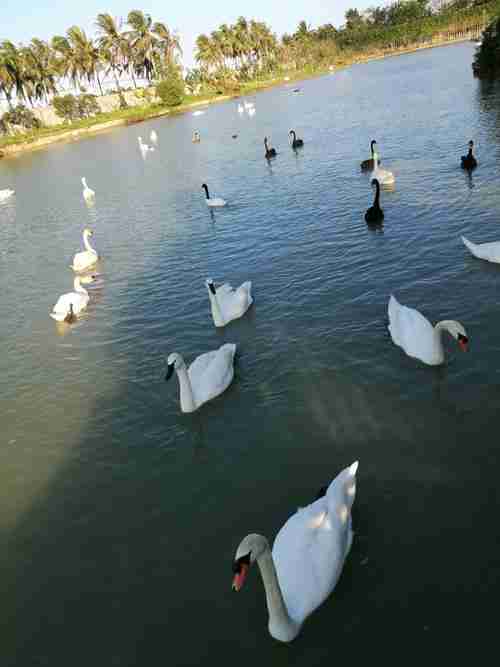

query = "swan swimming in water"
[70,228,98,272]
[365,179,384,224]
[462,236,500,264]
[232,461,359,642]
[461,140,477,170]
[360,140,380,171]
[0,188,15,203]
[138,136,155,153]
[165,344,237,413]
[264,137,277,159]
[372,155,394,186]
[237,103,244,114]
[50,275,95,322]
[81,177,95,202]
[289,130,303,149]
[202,184,226,207]
[150,130,158,144]
[205,278,253,326]
[388,294,469,366]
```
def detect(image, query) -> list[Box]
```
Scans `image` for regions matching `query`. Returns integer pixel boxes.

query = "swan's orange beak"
[232,563,248,592]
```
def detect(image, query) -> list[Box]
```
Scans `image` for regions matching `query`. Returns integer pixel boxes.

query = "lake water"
[1,42,500,664]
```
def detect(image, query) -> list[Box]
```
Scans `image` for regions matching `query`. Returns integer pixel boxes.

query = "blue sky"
[2,0,378,67]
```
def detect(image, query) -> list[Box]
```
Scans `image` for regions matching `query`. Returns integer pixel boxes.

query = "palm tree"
[21,39,58,104]
[66,26,103,94]
[152,21,182,71]
[95,13,128,94]
[126,10,158,81]
[0,41,24,109]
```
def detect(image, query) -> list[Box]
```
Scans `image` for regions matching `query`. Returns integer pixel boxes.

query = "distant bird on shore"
[81,177,95,202]
[365,179,384,224]
[0,188,15,203]
[202,183,226,207]
[264,137,277,159]
[360,140,380,171]
[289,130,304,149]
[192,110,205,117]
[461,140,477,170]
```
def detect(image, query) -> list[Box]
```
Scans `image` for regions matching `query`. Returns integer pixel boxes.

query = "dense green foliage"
[156,66,184,106]
[473,16,500,77]
[0,104,40,132]
[52,93,100,121]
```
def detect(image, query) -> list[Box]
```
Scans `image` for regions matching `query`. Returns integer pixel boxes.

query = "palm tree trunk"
[96,74,104,96]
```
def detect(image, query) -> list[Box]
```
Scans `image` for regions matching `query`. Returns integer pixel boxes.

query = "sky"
[2,0,379,67]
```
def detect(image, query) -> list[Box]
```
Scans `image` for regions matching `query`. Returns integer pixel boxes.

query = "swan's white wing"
[52,292,87,315]
[462,236,500,264]
[217,282,252,320]
[272,464,356,625]
[188,344,236,406]
[388,295,438,363]
[72,250,97,271]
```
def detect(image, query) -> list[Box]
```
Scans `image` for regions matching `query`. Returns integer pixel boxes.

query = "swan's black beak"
[458,334,469,352]
[165,363,175,381]
[208,282,216,295]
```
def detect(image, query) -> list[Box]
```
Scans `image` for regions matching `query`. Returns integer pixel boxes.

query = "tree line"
[0,9,181,109]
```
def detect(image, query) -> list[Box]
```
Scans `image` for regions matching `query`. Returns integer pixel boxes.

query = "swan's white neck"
[208,290,225,326]
[83,233,96,253]
[175,365,197,413]
[257,547,301,642]
[433,321,459,362]
[73,279,88,296]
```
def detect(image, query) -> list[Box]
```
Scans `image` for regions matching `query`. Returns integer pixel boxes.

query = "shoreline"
[0,36,476,161]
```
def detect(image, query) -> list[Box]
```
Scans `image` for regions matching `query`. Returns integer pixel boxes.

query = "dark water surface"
[1,42,500,664]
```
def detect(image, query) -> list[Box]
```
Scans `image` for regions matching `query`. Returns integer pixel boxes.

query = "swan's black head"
[371,139,377,148]
[468,140,474,149]
[207,280,217,295]
[202,184,209,198]
[232,552,251,592]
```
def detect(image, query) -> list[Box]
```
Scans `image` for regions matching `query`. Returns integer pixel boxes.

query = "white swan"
[138,136,155,153]
[70,228,98,272]
[150,130,158,144]
[205,279,253,327]
[165,344,237,413]
[192,110,205,117]
[462,236,500,264]
[247,107,256,117]
[237,103,244,114]
[372,156,395,186]
[232,461,359,643]
[0,189,15,203]
[243,101,254,110]
[50,275,95,322]
[388,294,468,366]
[81,177,95,202]
[202,183,226,207]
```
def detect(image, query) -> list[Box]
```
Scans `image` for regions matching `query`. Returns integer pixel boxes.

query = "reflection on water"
[1,42,500,665]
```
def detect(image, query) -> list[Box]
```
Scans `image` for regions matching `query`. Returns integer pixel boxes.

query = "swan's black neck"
[468,147,473,157]
[202,184,209,199]
[370,140,376,156]
[290,130,296,139]
[373,181,381,207]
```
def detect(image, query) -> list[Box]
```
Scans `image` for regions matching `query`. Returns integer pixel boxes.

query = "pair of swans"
[360,140,395,185]
[461,140,477,170]
[202,183,226,208]
[50,275,96,322]
[388,295,468,366]
[81,177,95,202]
[0,188,15,203]
[166,277,253,413]
[233,461,358,642]
[70,228,99,272]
